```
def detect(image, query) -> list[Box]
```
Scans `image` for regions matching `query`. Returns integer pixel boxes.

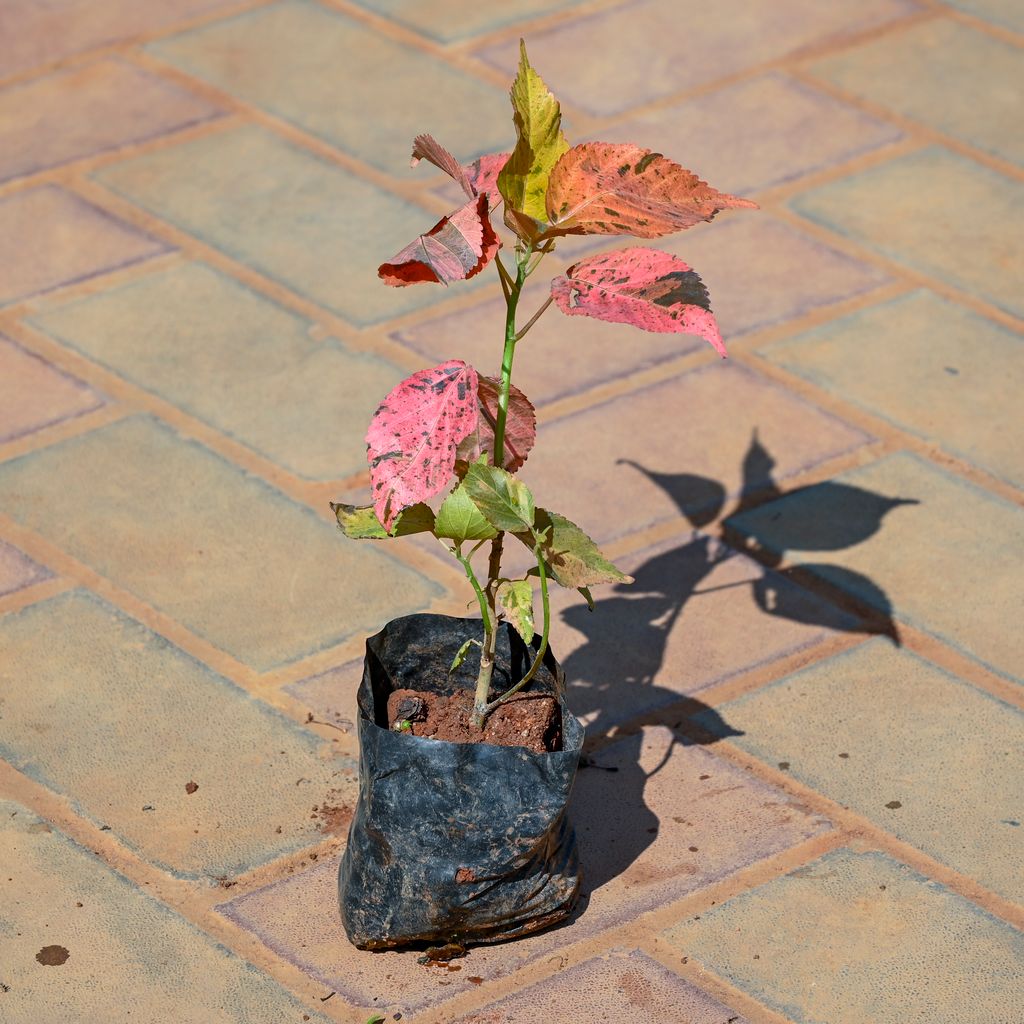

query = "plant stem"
[449,541,491,636]
[515,294,553,342]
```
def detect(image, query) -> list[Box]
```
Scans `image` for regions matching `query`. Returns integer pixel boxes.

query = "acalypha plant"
[333,42,755,729]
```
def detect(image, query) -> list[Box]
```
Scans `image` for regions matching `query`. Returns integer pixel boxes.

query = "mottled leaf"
[410,133,473,197]
[366,360,479,530]
[466,151,510,205]
[435,482,498,542]
[456,376,537,472]
[499,579,534,644]
[497,40,569,229]
[330,501,436,539]
[518,508,632,589]
[379,194,500,287]
[545,142,756,238]
[449,636,481,674]
[551,247,726,356]
[463,460,535,533]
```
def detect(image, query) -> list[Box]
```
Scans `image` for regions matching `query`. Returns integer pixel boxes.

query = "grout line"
[0,576,76,618]
[0,403,132,466]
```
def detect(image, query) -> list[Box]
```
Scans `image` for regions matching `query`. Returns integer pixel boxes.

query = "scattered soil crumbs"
[36,946,69,966]
[312,790,353,834]
[387,688,561,753]
[185,781,199,795]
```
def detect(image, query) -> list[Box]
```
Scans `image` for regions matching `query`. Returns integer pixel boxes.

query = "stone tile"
[521,362,868,544]
[0,799,332,1023]
[94,124,477,326]
[284,661,361,733]
[450,949,750,1024]
[807,19,1024,166]
[944,0,1024,32]
[219,726,830,1013]
[664,848,1024,1024]
[0,0,242,79]
[600,72,902,196]
[352,0,580,43]
[546,535,858,736]
[0,334,103,443]
[762,290,1024,489]
[0,539,51,597]
[711,641,1024,902]
[396,216,888,407]
[0,186,166,306]
[0,59,220,183]
[0,416,441,671]
[792,146,1024,319]
[149,0,510,173]
[29,262,404,481]
[0,591,355,878]
[476,0,918,117]
[726,453,1024,684]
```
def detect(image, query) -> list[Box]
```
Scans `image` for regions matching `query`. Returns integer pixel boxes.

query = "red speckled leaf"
[366,361,479,529]
[457,376,536,472]
[551,247,726,356]
[379,194,500,287]
[545,142,756,238]
[465,151,509,205]
[411,133,473,197]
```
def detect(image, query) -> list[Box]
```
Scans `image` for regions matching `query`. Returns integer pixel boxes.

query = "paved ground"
[1,1,1022,1021]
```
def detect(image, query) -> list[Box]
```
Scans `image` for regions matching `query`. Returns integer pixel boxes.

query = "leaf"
[551,247,726,356]
[497,40,569,228]
[466,151,510,205]
[545,142,756,238]
[410,133,474,197]
[456,376,537,472]
[450,637,482,674]
[378,194,500,287]
[517,509,632,589]
[435,482,498,542]
[499,579,534,644]
[462,460,535,533]
[330,501,436,539]
[366,360,479,530]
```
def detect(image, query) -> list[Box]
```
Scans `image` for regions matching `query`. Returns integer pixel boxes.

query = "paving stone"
[0,416,441,671]
[726,452,1024,685]
[450,949,750,1023]
[807,18,1024,166]
[761,289,1024,489]
[0,591,355,878]
[943,0,1024,32]
[546,535,858,736]
[599,71,902,196]
[94,124,473,326]
[0,0,242,79]
[351,0,580,42]
[149,0,510,173]
[709,641,1024,903]
[520,362,868,544]
[0,799,332,1023]
[0,58,219,183]
[0,334,103,444]
[476,0,918,117]
[29,262,404,481]
[0,186,166,306]
[219,726,830,1013]
[0,540,51,597]
[792,146,1024,319]
[284,661,361,733]
[664,848,1024,1024]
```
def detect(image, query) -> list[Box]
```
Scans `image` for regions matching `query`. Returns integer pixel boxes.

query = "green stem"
[448,541,491,636]
[514,294,553,342]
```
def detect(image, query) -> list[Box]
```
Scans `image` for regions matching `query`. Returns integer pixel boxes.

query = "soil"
[386,687,561,753]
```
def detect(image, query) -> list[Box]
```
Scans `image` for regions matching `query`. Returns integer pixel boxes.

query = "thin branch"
[514,294,554,342]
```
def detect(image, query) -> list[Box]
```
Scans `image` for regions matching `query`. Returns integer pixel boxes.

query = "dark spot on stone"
[880,884,887,890]
[699,774,710,780]
[778,762,790,770]
[468,977,483,986]
[36,945,69,966]
[142,805,154,812]
[1002,819,1020,826]
[885,800,902,809]
[185,781,198,795]
[838,752,849,759]
[944,366,959,375]
[688,846,698,852]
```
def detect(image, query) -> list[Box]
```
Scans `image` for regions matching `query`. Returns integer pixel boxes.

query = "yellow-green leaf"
[463,460,535,533]
[435,483,498,542]
[517,508,632,588]
[330,502,435,539]
[497,40,569,226]
[499,579,534,644]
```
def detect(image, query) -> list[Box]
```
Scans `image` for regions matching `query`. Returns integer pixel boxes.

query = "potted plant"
[333,42,755,950]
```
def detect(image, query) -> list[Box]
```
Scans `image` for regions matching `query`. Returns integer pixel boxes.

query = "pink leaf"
[465,152,510,205]
[410,134,474,198]
[551,247,726,356]
[457,376,537,472]
[378,194,500,287]
[545,142,756,238]
[366,361,480,529]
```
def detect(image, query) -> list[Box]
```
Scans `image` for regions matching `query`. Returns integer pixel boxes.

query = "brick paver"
[1,1,1020,1021]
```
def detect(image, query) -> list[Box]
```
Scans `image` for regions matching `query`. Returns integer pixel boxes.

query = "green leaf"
[449,637,481,674]
[330,502,435,539]
[497,40,569,226]
[517,508,632,589]
[435,482,499,542]
[463,460,535,533]
[499,580,535,644]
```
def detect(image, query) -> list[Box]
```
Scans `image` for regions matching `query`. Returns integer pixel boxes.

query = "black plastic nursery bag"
[339,613,583,949]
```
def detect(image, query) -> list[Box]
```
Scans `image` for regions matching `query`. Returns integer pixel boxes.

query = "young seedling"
[333,42,755,729]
